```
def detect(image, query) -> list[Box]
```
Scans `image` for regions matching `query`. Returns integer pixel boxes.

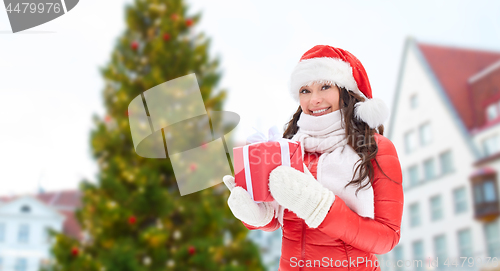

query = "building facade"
[0,191,81,271]
[384,37,500,271]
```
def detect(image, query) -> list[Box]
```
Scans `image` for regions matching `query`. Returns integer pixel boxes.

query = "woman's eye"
[300,89,309,94]
[322,85,331,90]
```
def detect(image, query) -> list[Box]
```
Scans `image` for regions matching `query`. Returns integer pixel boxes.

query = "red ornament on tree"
[188,245,196,255]
[186,19,193,27]
[163,33,170,41]
[71,247,79,256]
[190,163,197,172]
[104,115,111,123]
[131,41,139,51]
[128,216,137,225]
[170,14,179,21]
[201,142,207,149]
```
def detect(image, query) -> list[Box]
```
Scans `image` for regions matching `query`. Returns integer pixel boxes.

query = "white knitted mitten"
[223,175,275,227]
[269,165,335,228]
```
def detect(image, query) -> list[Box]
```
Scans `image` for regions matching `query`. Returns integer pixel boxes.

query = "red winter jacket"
[242,133,404,271]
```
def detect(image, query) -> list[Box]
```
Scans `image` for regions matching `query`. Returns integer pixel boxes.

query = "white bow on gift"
[245,125,294,168]
[247,125,282,144]
[242,125,295,227]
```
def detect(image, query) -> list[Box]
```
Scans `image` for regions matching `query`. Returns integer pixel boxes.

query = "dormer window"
[487,103,499,121]
[20,205,30,213]
[482,134,500,157]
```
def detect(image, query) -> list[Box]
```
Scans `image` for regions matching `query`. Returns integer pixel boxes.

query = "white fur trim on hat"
[354,97,389,129]
[289,57,364,102]
[289,56,389,129]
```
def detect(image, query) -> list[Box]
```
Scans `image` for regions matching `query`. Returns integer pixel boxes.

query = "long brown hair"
[283,86,396,196]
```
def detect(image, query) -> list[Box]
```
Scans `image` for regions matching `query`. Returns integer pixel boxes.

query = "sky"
[0,0,499,196]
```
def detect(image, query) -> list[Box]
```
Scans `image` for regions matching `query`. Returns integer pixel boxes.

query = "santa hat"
[289,45,389,129]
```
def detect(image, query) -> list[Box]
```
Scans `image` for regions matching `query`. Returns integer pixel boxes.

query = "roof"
[36,190,82,209]
[470,166,496,178]
[0,190,82,240]
[417,42,500,131]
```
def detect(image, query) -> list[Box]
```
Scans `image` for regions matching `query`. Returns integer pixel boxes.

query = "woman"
[223,45,404,271]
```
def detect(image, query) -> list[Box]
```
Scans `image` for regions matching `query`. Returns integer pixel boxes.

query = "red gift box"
[233,140,303,202]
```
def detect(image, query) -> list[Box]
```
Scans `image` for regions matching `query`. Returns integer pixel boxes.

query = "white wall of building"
[0,196,64,271]
[385,39,494,271]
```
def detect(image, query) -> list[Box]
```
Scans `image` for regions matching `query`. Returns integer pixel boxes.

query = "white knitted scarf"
[271,108,374,227]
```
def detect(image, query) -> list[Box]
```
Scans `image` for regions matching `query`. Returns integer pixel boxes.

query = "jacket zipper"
[301,220,306,271]
[343,241,350,271]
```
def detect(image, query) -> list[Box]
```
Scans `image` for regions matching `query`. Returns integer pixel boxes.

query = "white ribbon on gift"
[242,125,296,203]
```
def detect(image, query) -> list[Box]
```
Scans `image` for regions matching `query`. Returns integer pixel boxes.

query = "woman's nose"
[310,91,322,104]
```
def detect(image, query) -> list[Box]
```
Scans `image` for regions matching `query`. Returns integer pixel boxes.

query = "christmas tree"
[44,0,267,270]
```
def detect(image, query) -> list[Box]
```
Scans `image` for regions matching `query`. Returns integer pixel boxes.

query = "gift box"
[232,126,304,202]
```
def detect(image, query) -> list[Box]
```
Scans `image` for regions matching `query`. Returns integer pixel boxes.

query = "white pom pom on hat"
[289,45,389,129]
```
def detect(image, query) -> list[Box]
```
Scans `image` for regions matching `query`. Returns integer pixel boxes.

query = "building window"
[439,150,453,175]
[419,122,432,146]
[474,180,497,204]
[393,245,404,271]
[42,227,52,244]
[474,185,482,204]
[20,205,30,213]
[471,173,500,221]
[405,130,417,154]
[17,224,29,244]
[484,181,497,202]
[410,94,418,109]
[482,134,500,157]
[453,187,468,214]
[14,258,27,271]
[484,220,500,257]
[410,203,420,227]
[423,158,436,180]
[487,103,499,121]
[408,165,420,186]
[412,240,425,270]
[0,223,4,242]
[434,234,447,269]
[430,195,443,221]
[457,228,473,258]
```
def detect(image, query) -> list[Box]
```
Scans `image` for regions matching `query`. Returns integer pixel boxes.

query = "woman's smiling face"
[299,82,340,116]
